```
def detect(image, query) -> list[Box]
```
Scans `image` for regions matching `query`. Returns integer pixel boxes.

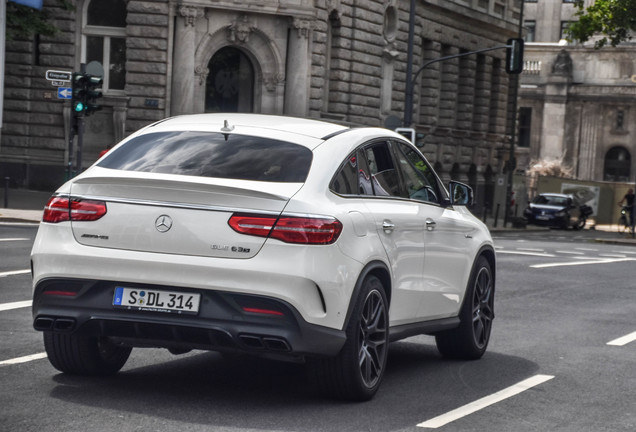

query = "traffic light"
[71,72,88,117]
[505,38,524,74]
[71,72,103,117]
[85,75,103,116]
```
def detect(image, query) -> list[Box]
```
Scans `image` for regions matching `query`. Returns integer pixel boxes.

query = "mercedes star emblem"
[155,215,173,233]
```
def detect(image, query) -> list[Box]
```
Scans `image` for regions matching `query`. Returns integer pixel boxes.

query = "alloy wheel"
[472,267,494,349]
[358,289,388,389]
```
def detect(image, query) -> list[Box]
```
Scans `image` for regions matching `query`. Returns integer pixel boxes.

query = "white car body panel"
[31,113,495,360]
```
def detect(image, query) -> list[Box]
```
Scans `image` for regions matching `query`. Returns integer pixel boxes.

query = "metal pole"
[3,177,8,208]
[504,0,525,227]
[404,0,416,127]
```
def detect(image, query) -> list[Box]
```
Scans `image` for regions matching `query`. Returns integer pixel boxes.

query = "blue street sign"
[57,87,72,99]
[9,0,43,9]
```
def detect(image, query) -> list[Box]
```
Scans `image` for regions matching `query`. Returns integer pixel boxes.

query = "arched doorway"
[604,146,631,181]
[205,47,254,113]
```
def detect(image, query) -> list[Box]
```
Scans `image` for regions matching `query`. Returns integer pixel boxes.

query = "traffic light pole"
[403,42,523,127]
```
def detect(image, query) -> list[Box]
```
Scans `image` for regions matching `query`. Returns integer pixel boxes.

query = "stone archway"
[194,23,285,114]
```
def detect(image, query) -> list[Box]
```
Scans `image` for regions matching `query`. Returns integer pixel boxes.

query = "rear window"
[98,131,313,182]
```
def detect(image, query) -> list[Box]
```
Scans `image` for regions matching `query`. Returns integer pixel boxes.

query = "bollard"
[3,177,9,208]
[494,203,500,228]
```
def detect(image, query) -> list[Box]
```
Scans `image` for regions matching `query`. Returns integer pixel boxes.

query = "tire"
[617,216,628,234]
[574,216,586,231]
[436,256,494,360]
[43,332,132,376]
[309,275,389,401]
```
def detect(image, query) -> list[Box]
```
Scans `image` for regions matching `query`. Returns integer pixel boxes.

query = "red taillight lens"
[42,196,107,223]
[42,196,71,223]
[228,214,342,245]
[70,199,107,221]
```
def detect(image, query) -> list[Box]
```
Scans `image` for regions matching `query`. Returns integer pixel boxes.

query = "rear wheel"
[574,216,586,230]
[436,256,494,359]
[44,332,132,375]
[310,275,389,401]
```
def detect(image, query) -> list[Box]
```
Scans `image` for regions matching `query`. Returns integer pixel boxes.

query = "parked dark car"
[524,193,593,230]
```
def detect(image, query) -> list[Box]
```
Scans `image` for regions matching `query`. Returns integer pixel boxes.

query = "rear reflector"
[242,307,285,316]
[43,196,107,223]
[228,214,342,245]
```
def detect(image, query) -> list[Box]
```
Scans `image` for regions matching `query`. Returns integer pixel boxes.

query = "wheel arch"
[342,260,391,330]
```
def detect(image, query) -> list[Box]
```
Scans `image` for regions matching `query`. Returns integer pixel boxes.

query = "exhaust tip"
[33,317,54,331]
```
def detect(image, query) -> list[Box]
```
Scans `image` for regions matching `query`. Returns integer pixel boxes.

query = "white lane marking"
[598,253,627,258]
[417,375,555,429]
[0,300,32,311]
[607,331,636,346]
[0,238,30,242]
[556,250,585,255]
[0,353,47,366]
[575,247,598,251]
[497,250,556,257]
[531,257,636,269]
[613,250,636,255]
[0,269,30,278]
[517,248,546,252]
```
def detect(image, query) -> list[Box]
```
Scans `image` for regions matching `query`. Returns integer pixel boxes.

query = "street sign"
[51,80,65,86]
[46,70,72,81]
[57,87,72,99]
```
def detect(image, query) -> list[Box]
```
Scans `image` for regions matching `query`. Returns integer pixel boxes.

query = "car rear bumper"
[32,278,346,359]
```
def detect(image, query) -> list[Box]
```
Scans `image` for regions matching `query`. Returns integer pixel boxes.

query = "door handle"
[426,218,436,231]
[382,220,395,233]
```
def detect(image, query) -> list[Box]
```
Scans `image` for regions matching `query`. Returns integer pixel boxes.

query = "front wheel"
[44,332,132,376]
[309,275,389,401]
[436,256,494,359]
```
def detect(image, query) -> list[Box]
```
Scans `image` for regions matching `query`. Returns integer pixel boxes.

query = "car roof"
[144,113,350,143]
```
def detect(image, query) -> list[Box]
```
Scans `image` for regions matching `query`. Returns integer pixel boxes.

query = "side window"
[394,142,441,204]
[330,153,358,195]
[330,150,375,196]
[364,142,406,198]
[83,0,127,92]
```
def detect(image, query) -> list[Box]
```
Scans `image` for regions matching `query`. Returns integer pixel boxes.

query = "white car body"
[31,114,495,400]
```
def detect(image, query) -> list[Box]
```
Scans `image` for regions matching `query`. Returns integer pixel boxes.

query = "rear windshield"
[98,131,313,183]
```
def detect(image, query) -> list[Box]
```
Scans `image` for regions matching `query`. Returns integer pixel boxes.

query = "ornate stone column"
[540,50,573,161]
[171,6,204,115]
[284,18,314,116]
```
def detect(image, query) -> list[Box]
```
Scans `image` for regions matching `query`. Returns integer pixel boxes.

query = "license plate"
[113,287,200,314]
[537,215,550,220]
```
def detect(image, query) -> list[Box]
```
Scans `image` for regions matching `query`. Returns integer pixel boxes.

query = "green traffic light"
[74,102,85,112]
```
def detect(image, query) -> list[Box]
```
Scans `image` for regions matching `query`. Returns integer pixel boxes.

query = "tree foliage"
[6,1,74,41]
[567,0,636,48]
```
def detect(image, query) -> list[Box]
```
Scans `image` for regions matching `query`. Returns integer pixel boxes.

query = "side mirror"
[449,181,474,207]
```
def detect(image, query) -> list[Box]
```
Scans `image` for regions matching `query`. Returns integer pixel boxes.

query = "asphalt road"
[1,223,634,431]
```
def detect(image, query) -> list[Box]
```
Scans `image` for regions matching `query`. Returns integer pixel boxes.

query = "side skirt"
[389,317,460,343]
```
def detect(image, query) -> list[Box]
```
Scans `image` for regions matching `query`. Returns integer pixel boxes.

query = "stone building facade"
[518,0,636,184]
[1,0,521,209]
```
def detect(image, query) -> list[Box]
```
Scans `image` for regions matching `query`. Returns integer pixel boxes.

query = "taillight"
[228,214,342,245]
[42,196,107,223]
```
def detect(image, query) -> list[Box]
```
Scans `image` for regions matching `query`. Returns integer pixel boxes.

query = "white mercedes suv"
[31,114,495,401]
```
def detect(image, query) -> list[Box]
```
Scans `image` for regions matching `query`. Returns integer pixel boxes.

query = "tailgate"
[69,172,301,259]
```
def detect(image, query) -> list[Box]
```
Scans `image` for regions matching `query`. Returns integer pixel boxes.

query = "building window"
[525,0,537,3]
[560,21,571,40]
[616,110,625,131]
[563,0,576,3]
[518,107,532,148]
[82,0,127,92]
[524,20,536,42]
[604,147,631,182]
